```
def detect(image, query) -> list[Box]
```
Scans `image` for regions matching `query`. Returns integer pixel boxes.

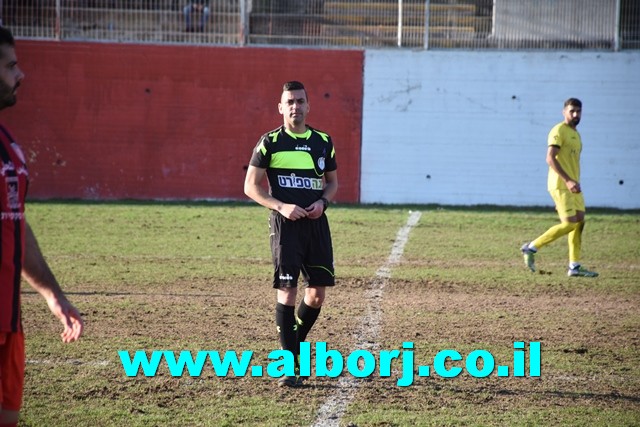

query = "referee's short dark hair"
[283,81,305,92]
[283,81,308,101]
[564,98,582,108]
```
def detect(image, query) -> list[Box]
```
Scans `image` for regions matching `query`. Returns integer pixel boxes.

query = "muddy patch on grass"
[21,275,640,422]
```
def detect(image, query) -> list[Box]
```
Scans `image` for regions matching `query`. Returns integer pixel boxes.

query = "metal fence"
[1,0,638,50]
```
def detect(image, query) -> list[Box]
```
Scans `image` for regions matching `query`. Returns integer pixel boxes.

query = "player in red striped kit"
[0,27,83,427]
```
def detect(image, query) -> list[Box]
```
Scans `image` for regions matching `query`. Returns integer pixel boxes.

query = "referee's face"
[279,89,309,129]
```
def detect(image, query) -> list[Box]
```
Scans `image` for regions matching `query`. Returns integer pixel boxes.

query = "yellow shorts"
[0,332,25,411]
[550,189,586,219]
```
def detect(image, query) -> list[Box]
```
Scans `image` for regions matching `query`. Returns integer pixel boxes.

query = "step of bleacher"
[324,14,486,27]
[56,8,239,33]
[323,2,477,17]
[320,24,476,45]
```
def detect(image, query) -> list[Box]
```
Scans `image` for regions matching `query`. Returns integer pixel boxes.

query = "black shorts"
[269,211,335,289]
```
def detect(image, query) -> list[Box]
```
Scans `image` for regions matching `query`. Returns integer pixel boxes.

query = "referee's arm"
[321,170,338,203]
[244,165,308,221]
[305,170,338,220]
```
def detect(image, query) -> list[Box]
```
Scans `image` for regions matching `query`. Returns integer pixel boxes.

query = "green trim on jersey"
[256,140,267,155]
[268,130,280,142]
[285,128,312,140]
[282,128,330,143]
[271,151,316,170]
[313,130,329,142]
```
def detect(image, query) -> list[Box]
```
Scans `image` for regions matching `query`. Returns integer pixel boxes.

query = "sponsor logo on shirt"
[0,161,28,177]
[5,176,20,210]
[1,212,24,220]
[277,173,323,190]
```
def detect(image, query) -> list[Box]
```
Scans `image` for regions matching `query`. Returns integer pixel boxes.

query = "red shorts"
[0,332,24,412]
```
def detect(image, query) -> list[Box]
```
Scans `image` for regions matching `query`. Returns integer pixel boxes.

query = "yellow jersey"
[547,122,581,191]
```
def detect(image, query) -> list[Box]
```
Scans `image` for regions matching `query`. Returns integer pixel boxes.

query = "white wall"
[361,50,640,208]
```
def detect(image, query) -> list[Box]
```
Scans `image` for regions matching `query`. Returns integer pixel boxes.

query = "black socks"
[275,303,299,358]
[296,299,321,343]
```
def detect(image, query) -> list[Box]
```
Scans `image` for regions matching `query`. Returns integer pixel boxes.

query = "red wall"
[2,41,362,202]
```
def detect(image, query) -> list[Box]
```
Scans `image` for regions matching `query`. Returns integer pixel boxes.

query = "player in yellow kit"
[521,98,598,277]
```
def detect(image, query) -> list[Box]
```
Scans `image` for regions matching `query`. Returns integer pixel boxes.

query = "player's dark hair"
[0,26,15,48]
[283,81,308,101]
[564,98,582,108]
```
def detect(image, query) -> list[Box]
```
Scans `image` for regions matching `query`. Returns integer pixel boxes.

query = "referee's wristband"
[320,197,329,212]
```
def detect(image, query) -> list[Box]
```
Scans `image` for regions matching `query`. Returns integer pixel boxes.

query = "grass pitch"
[19,201,640,426]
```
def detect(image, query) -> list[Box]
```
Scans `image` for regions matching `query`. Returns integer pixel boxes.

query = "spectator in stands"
[184,0,210,32]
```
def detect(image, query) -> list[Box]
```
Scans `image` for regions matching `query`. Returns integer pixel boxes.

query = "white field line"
[312,210,422,427]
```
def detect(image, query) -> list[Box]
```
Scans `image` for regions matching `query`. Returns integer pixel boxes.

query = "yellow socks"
[532,221,579,250]
[568,221,585,264]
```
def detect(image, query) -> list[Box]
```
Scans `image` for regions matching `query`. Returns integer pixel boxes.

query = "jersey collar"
[284,127,312,140]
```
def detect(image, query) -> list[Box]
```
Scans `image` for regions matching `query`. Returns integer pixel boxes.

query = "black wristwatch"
[320,197,329,212]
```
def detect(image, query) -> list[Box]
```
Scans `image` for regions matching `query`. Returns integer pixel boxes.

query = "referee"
[244,81,338,387]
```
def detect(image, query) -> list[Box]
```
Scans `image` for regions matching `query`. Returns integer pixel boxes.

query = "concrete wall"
[361,50,640,208]
[3,41,363,202]
[4,40,639,209]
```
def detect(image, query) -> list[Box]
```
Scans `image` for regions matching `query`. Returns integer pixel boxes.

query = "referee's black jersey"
[249,125,337,208]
